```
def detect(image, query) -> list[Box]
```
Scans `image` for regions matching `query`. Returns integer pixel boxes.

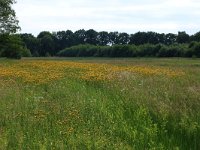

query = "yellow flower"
[0,60,185,84]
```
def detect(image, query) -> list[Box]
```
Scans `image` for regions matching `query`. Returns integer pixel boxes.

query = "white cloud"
[14,0,200,35]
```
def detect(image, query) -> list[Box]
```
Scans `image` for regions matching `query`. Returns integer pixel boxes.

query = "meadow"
[0,58,200,149]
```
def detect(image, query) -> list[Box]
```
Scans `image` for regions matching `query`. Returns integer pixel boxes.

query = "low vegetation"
[58,43,200,58]
[0,34,31,59]
[0,58,200,149]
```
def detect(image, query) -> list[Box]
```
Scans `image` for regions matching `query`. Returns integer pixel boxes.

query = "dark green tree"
[157,33,165,44]
[188,41,200,57]
[85,29,98,45]
[39,35,55,56]
[146,32,160,44]
[118,32,129,44]
[177,31,189,43]
[164,33,177,45]
[54,30,74,50]
[109,32,119,45]
[191,32,200,42]
[129,32,148,45]
[20,33,40,56]
[0,0,20,34]
[37,31,52,39]
[37,31,55,56]
[1,34,31,59]
[97,31,109,46]
[0,0,24,58]
[74,29,86,45]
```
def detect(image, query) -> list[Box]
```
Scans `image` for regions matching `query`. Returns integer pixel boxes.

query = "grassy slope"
[0,58,200,149]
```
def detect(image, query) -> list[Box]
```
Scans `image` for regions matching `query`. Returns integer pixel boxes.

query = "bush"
[58,44,98,57]
[2,44,22,59]
[138,44,161,57]
[57,43,197,58]
[21,48,32,57]
[157,44,186,57]
[0,34,31,59]
[110,45,132,57]
[189,42,200,57]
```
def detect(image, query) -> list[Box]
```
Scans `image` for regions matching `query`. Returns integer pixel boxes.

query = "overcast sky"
[14,0,200,36]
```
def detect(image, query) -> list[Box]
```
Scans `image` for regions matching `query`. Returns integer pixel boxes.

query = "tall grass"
[0,58,200,149]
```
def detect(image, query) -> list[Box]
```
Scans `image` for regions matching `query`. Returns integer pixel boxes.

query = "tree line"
[19,30,200,57]
[1,30,200,58]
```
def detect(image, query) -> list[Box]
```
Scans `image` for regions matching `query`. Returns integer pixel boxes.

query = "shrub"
[0,34,31,59]
[57,43,193,58]
[138,44,161,57]
[157,44,186,57]
[189,42,200,57]
[2,44,22,59]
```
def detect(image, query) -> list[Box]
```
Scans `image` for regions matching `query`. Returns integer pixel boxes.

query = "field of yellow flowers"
[0,59,184,84]
[0,58,200,149]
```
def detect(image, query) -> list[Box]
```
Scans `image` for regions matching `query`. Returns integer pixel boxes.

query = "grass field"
[0,58,200,149]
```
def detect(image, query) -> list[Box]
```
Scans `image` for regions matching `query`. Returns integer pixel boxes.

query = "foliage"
[85,29,98,45]
[57,44,98,57]
[0,0,20,34]
[189,41,200,57]
[14,29,200,57]
[58,43,200,58]
[0,0,24,59]
[19,33,40,56]
[97,31,110,46]
[177,31,190,43]
[191,32,200,42]
[0,34,31,59]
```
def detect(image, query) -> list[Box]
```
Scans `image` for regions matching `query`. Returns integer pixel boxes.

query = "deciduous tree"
[0,0,20,34]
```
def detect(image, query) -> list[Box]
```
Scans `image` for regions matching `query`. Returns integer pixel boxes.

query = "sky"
[14,0,200,36]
